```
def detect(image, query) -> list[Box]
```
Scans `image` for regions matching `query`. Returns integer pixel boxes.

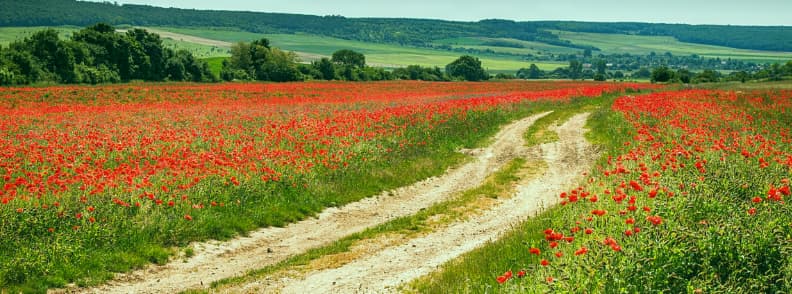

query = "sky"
[95,0,792,26]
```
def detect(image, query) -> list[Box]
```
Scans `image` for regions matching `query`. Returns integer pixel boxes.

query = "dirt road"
[72,112,551,294]
[234,113,595,293]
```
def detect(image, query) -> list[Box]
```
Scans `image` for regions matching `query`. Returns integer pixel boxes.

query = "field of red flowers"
[0,81,651,291]
[421,88,792,292]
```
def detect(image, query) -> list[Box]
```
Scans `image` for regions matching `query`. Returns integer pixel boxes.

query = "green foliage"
[331,49,365,68]
[411,89,792,292]
[651,66,674,83]
[392,65,449,81]
[516,64,545,79]
[631,68,650,79]
[694,69,721,83]
[220,38,302,82]
[568,60,583,80]
[445,55,489,81]
[313,58,336,80]
[0,23,214,85]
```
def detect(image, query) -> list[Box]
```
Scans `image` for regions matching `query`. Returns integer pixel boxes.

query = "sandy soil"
[66,112,550,294]
[241,112,597,293]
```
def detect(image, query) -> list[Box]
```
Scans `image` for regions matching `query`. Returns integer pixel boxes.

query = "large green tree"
[568,60,583,80]
[517,64,544,79]
[331,49,366,68]
[220,38,302,82]
[445,55,488,81]
[650,66,674,83]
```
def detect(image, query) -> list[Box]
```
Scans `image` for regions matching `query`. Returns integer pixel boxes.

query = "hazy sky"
[95,0,792,26]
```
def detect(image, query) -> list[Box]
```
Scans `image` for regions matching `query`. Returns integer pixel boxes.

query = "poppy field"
[0,81,650,291]
[413,87,792,292]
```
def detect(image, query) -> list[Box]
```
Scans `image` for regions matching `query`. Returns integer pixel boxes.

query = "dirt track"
[232,113,596,293]
[71,112,551,294]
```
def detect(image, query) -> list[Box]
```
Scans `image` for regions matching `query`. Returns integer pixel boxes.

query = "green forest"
[2,0,792,52]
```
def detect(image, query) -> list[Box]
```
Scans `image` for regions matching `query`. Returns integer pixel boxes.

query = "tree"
[331,49,365,68]
[650,66,673,83]
[568,60,583,80]
[593,60,607,81]
[259,48,302,82]
[633,67,651,79]
[693,69,720,83]
[221,38,301,82]
[676,69,692,84]
[445,55,488,81]
[227,41,252,77]
[313,57,336,80]
[517,64,544,79]
[583,48,592,58]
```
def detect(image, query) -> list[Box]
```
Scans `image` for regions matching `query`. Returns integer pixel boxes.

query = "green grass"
[211,151,545,291]
[407,95,612,293]
[696,79,792,90]
[434,37,581,57]
[523,95,610,146]
[409,86,792,293]
[0,89,557,293]
[161,39,229,58]
[201,57,227,77]
[208,94,623,292]
[551,30,792,63]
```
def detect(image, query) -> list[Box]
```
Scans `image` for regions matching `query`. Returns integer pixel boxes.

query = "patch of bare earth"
[63,112,550,294]
[259,112,596,294]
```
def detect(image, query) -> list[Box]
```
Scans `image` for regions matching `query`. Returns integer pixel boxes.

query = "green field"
[202,56,226,77]
[152,27,560,72]
[551,30,792,62]
[161,39,229,58]
[434,37,581,57]
[0,26,80,46]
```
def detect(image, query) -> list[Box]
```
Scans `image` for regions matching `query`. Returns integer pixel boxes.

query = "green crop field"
[550,30,792,62]
[152,27,561,72]
[0,26,80,46]
[434,37,581,56]
[161,39,229,58]
[202,56,227,77]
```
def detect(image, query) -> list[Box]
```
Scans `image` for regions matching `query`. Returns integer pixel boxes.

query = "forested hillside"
[2,0,791,52]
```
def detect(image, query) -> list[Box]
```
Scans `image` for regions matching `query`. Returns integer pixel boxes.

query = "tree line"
[513,59,792,84]
[0,24,492,85]
[0,23,213,85]
[218,39,489,82]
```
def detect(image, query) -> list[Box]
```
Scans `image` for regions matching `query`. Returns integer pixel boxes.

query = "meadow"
[411,86,792,292]
[0,80,648,292]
